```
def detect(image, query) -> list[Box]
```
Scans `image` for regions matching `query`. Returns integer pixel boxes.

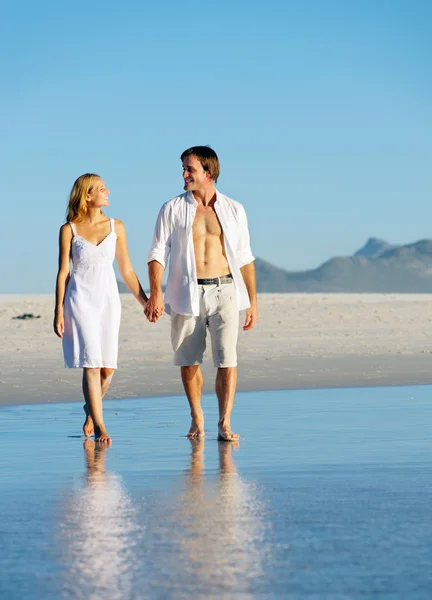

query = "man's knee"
[181,365,201,379]
[217,366,237,378]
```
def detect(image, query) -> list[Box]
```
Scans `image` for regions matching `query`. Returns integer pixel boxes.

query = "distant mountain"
[119,239,432,293]
[354,237,398,259]
[255,239,432,293]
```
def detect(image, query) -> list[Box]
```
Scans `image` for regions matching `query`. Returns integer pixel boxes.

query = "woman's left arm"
[115,220,148,309]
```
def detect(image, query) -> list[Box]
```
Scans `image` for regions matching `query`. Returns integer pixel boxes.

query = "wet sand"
[1,386,431,599]
[2,293,432,406]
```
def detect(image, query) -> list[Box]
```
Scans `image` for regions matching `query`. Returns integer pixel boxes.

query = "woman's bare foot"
[83,438,109,476]
[187,412,205,438]
[83,438,96,451]
[217,423,240,442]
[82,404,94,437]
[94,425,112,444]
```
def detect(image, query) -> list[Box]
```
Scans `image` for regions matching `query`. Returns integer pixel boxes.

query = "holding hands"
[144,292,164,323]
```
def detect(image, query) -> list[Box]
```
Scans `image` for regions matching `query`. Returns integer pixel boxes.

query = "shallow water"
[1,386,432,599]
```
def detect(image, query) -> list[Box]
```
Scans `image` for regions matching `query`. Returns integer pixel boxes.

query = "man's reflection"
[57,440,140,599]
[173,438,265,597]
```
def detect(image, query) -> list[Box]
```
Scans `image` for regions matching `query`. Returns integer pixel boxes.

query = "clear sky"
[1,0,431,292]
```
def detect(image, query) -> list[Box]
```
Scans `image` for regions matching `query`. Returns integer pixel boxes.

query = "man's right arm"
[145,260,165,322]
[146,203,171,322]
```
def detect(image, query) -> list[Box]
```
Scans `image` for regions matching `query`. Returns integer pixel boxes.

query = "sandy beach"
[1,293,432,407]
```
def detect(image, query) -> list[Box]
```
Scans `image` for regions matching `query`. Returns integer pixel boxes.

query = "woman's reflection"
[57,440,140,599]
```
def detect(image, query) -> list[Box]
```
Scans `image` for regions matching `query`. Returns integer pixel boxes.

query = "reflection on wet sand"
[172,439,267,597]
[56,439,267,598]
[57,440,140,599]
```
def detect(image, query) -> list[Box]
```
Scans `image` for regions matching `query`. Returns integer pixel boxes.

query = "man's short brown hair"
[180,145,220,183]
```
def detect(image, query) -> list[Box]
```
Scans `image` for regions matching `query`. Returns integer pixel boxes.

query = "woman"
[54,173,150,443]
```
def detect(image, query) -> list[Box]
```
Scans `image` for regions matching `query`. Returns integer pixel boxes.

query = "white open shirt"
[148,190,255,316]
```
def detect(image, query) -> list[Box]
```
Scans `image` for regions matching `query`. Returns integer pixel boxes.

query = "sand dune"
[1,293,432,406]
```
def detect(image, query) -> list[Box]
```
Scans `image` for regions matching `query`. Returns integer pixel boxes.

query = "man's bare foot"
[94,426,112,444]
[218,439,240,453]
[217,424,240,442]
[187,413,205,438]
[82,404,94,437]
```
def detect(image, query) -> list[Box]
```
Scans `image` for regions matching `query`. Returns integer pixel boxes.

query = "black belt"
[197,274,233,285]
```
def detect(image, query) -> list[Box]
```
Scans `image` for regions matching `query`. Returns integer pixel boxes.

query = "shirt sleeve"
[147,203,172,268]
[236,204,255,268]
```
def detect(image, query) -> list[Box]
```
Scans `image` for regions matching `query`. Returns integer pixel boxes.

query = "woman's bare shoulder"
[60,222,73,235]
[114,218,126,231]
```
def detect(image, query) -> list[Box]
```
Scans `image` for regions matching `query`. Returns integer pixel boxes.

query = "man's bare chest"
[192,207,223,237]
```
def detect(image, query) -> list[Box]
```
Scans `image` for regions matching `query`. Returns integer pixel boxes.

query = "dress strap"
[69,222,77,236]
[110,218,115,233]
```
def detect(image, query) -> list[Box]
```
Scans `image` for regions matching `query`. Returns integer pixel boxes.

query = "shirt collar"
[184,191,197,205]
[184,189,222,206]
[215,189,223,204]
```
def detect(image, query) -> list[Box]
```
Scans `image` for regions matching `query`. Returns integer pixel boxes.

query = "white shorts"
[170,281,239,368]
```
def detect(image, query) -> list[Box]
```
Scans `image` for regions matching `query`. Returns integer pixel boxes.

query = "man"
[145,146,257,441]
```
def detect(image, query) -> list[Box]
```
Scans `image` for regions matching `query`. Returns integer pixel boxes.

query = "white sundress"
[62,218,121,369]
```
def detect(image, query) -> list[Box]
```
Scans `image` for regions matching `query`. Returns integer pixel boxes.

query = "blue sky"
[1,0,431,292]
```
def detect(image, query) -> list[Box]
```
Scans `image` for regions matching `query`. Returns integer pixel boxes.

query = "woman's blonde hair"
[66,173,101,223]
